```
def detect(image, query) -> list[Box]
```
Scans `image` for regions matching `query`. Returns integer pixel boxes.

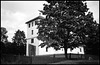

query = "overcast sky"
[1,1,99,42]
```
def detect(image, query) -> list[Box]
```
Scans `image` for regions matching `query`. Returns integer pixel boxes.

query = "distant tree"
[12,29,26,46]
[1,27,8,54]
[1,27,8,43]
[12,29,26,55]
[85,23,99,55]
[36,1,99,59]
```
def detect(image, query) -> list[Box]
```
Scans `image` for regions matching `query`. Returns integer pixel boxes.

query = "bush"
[1,42,26,55]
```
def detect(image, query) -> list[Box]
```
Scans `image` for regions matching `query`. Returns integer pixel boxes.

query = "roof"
[25,16,45,24]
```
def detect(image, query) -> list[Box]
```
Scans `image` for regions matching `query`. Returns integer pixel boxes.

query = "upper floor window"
[32,30,33,35]
[32,22,33,27]
[35,21,36,25]
[29,23,30,28]
[31,38,34,43]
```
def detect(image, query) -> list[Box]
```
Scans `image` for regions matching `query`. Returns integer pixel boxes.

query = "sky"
[1,1,99,42]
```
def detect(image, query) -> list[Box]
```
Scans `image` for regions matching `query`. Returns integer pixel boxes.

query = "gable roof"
[25,16,44,24]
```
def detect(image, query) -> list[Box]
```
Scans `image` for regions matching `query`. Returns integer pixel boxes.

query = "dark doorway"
[29,44,36,56]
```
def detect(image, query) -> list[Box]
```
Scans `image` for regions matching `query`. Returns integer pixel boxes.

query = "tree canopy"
[35,1,99,58]
[1,27,8,55]
[1,27,8,43]
[12,29,26,46]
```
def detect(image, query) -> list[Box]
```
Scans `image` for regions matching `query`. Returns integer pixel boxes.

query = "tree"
[12,29,26,55]
[84,23,99,55]
[1,27,8,43]
[12,29,26,46]
[1,27,8,54]
[36,1,99,59]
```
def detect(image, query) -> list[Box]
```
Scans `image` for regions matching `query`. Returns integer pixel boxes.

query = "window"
[31,39,34,43]
[32,22,33,26]
[35,21,36,25]
[29,23,30,28]
[80,48,82,52]
[32,30,33,35]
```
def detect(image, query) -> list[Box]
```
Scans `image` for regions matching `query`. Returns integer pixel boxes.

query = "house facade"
[25,15,84,56]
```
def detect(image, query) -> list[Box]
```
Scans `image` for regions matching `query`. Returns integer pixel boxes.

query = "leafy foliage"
[11,29,27,55]
[1,29,26,55]
[36,1,99,57]
[12,29,26,46]
[1,27,8,43]
[84,24,99,55]
[1,27,8,54]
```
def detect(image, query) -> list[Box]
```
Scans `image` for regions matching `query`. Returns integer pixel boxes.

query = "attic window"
[29,23,30,28]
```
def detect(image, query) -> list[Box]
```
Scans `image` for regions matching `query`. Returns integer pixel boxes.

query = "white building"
[25,15,84,56]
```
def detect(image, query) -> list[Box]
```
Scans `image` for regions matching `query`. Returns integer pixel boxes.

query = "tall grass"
[1,54,32,64]
[1,54,99,64]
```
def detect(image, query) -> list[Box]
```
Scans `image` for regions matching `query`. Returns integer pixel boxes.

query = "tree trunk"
[63,31,70,59]
[64,40,69,59]
[69,53,71,59]
[64,45,68,59]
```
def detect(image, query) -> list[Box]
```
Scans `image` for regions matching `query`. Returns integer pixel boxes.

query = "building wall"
[26,17,85,56]
[38,40,84,55]
[27,37,84,56]
[27,21,38,38]
[26,19,39,56]
[26,38,39,56]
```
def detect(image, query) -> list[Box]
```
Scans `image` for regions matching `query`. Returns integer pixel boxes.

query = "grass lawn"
[32,54,66,64]
[1,54,99,64]
[51,60,99,64]
[32,54,99,64]
[1,54,32,64]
